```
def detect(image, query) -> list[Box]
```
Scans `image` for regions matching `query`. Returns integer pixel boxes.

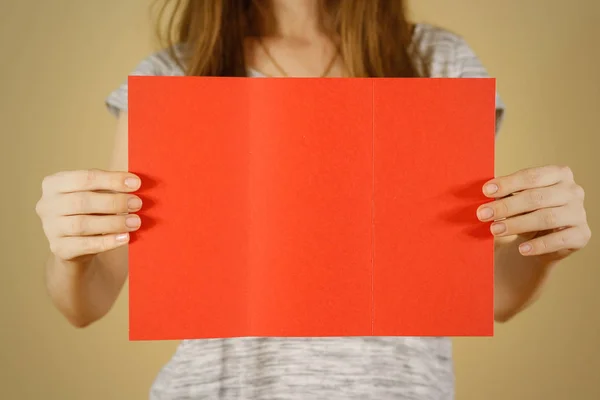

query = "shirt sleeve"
[105,48,184,117]
[453,36,506,135]
[104,58,158,117]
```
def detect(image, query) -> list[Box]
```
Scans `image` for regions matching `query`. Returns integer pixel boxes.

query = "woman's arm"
[493,235,554,322]
[44,112,131,328]
[485,166,591,322]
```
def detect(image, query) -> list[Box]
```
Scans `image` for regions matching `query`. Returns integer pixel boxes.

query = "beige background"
[1,0,598,399]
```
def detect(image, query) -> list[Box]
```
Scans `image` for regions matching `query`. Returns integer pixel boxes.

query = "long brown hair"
[154,0,424,77]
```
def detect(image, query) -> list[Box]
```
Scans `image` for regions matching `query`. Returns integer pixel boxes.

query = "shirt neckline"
[246,23,422,78]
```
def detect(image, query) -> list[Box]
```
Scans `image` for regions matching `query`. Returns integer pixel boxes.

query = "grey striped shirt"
[107,23,505,400]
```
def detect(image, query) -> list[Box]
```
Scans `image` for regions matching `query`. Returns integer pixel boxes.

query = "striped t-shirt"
[107,23,505,400]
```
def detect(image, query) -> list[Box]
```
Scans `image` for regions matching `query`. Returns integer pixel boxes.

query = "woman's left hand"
[476,165,591,261]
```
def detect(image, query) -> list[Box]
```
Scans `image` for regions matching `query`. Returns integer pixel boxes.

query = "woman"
[35,0,591,399]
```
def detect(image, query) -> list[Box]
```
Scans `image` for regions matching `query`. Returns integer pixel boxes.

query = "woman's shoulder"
[105,45,185,116]
[129,44,187,77]
[412,23,506,133]
[412,23,490,78]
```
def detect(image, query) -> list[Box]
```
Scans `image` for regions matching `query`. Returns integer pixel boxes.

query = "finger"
[42,169,141,194]
[477,185,572,221]
[52,192,142,216]
[55,214,141,237]
[489,206,577,237]
[50,233,130,260]
[483,165,574,198]
[518,226,592,256]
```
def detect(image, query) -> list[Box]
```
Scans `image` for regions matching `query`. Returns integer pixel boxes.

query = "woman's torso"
[106,23,505,400]
[150,336,454,399]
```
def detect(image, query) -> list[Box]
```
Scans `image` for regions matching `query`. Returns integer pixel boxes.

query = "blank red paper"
[128,76,496,341]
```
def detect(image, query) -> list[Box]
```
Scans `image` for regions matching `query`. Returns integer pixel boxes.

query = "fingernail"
[478,207,494,220]
[126,215,141,229]
[484,183,498,195]
[128,197,142,211]
[490,223,506,235]
[519,243,532,254]
[125,177,141,189]
[116,233,129,242]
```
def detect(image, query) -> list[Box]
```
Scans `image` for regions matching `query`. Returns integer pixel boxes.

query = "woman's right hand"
[35,169,143,263]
